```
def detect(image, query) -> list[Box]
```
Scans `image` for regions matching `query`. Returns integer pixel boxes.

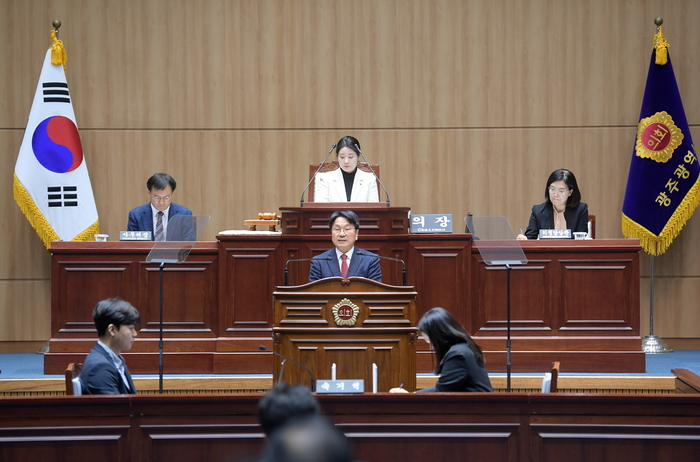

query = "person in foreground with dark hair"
[127,172,193,240]
[309,210,382,283]
[390,307,493,393]
[80,298,140,395]
[314,135,379,203]
[517,168,588,240]
[257,382,321,437]
[260,415,353,462]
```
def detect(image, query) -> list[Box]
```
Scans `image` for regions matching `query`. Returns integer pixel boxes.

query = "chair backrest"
[587,215,596,239]
[541,361,560,393]
[307,162,380,202]
[550,361,560,392]
[65,362,83,396]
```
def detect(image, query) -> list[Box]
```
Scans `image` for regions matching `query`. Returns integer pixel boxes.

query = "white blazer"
[314,168,379,202]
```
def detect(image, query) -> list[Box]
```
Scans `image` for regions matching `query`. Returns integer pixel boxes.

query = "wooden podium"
[272,277,417,392]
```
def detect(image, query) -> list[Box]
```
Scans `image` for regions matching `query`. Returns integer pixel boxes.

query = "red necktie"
[341,254,348,279]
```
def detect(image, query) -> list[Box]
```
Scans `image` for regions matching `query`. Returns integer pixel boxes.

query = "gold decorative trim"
[331,298,360,327]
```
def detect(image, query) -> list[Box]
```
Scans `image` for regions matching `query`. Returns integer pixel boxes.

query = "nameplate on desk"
[539,229,571,239]
[120,231,152,241]
[410,214,453,233]
[316,379,364,394]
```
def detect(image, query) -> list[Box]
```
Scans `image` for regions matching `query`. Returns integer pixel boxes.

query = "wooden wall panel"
[2,0,699,344]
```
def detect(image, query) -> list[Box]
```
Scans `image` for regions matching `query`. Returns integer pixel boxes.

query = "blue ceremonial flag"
[13,30,99,248]
[621,25,699,256]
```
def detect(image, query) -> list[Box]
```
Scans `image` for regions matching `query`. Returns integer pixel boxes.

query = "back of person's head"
[257,382,321,437]
[93,298,140,337]
[147,173,177,192]
[328,211,360,230]
[263,416,352,462]
[335,136,360,157]
[544,168,581,207]
[418,307,484,371]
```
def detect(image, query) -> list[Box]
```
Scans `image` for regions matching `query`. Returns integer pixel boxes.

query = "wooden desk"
[2,393,700,462]
[47,238,643,374]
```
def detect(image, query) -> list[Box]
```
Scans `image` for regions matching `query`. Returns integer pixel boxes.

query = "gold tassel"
[622,171,700,256]
[653,26,669,65]
[50,30,67,69]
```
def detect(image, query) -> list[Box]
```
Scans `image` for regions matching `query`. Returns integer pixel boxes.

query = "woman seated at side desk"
[517,168,589,240]
[390,307,493,393]
[313,135,379,202]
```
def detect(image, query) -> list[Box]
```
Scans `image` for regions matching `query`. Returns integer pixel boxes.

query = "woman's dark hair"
[544,169,581,208]
[418,307,485,373]
[335,136,360,157]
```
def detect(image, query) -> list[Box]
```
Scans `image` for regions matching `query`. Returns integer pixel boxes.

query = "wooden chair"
[65,362,83,396]
[587,215,596,239]
[541,361,560,393]
[307,161,380,202]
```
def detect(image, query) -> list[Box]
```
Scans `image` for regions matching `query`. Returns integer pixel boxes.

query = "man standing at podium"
[309,210,382,283]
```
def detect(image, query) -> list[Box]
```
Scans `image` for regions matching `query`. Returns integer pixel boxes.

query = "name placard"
[410,214,453,233]
[120,231,152,241]
[316,379,365,394]
[539,229,572,239]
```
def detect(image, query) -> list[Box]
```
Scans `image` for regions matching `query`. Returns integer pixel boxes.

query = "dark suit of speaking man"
[127,173,193,240]
[80,298,139,395]
[309,211,382,283]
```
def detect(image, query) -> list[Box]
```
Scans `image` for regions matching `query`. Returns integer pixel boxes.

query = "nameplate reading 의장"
[410,214,453,233]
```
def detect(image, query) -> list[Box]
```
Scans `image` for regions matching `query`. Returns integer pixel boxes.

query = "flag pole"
[53,19,61,37]
[640,17,674,354]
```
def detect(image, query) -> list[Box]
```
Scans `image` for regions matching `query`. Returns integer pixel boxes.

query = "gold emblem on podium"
[332,298,360,327]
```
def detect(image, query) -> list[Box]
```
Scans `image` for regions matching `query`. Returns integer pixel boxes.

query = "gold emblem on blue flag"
[635,111,683,163]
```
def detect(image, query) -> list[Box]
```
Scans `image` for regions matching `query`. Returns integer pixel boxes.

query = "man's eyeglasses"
[152,195,171,203]
[332,227,356,234]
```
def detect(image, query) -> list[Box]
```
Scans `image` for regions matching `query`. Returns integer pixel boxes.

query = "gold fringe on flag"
[622,173,700,256]
[50,30,67,69]
[13,173,99,249]
[653,26,669,65]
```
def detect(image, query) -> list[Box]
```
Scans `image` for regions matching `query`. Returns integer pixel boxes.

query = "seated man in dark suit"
[80,298,140,395]
[127,173,193,241]
[309,210,382,283]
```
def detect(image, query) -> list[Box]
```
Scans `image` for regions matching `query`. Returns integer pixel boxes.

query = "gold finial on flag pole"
[50,20,67,68]
[652,17,668,65]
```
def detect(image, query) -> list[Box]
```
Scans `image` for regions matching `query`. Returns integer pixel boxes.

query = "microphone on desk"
[466,212,479,240]
[354,144,390,206]
[355,250,406,286]
[259,345,315,392]
[284,257,333,285]
[300,143,336,206]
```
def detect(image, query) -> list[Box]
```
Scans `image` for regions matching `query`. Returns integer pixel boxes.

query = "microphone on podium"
[355,250,406,286]
[300,143,337,206]
[354,144,390,206]
[284,257,332,285]
[259,345,315,392]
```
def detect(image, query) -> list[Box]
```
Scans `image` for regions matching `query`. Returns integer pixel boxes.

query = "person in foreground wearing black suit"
[390,307,493,393]
[81,298,140,395]
[308,210,382,283]
[127,173,193,241]
[517,168,588,240]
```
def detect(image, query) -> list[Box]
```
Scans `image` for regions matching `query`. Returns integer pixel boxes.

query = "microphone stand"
[300,143,336,206]
[354,144,390,206]
[259,345,315,391]
[285,257,332,285]
[356,250,406,285]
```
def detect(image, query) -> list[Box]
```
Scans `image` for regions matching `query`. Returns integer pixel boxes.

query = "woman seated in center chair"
[313,135,379,202]
[517,168,588,240]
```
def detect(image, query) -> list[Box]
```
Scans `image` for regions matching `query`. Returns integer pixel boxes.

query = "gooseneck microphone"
[354,144,390,206]
[300,143,337,206]
[284,257,332,285]
[259,345,315,392]
[355,250,407,286]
